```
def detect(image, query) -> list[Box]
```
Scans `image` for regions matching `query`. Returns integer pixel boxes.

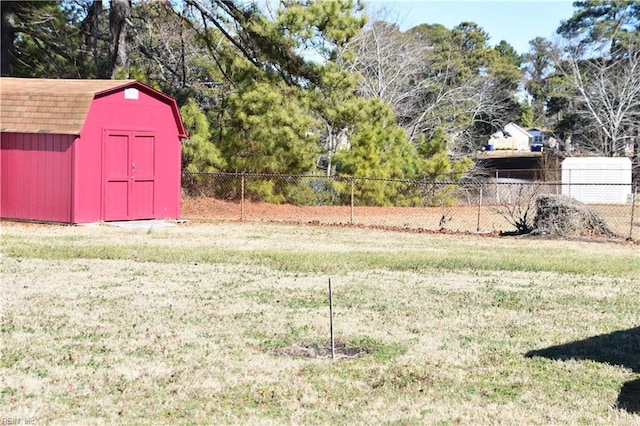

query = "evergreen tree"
[334,99,423,206]
[417,127,473,182]
[522,37,554,124]
[1,1,95,77]
[181,99,225,173]
[558,0,640,55]
[217,81,321,176]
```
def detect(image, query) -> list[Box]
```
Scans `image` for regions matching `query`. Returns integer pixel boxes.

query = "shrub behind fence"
[181,172,639,240]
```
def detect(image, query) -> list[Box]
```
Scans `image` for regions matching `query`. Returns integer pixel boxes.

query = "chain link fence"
[181,172,639,240]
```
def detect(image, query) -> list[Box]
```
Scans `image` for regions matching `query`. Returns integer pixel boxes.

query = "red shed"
[0,78,187,223]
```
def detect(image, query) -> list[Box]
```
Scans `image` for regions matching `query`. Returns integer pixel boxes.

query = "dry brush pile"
[531,194,616,238]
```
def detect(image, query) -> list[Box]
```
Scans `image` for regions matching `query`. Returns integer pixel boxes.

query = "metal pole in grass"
[629,184,637,240]
[328,278,335,359]
[240,173,245,221]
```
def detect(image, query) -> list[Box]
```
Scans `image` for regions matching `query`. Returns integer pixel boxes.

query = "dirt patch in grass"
[272,341,368,359]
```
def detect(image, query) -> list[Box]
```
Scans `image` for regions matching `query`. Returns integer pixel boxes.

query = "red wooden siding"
[0,133,74,222]
[72,88,181,222]
[1,79,186,224]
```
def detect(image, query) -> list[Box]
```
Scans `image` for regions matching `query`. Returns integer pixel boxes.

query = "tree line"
[1,0,638,191]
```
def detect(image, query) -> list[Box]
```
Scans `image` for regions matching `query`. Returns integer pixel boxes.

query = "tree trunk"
[634,126,640,183]
[106,0,131,78]
[1,3,16,76]
[91,1,103,78]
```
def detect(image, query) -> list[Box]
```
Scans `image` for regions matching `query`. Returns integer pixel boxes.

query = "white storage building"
[561,157,633,204]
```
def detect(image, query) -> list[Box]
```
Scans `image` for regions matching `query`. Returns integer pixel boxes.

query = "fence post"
[630,184,637,240]
[477,185,483,232]
[240,173,245,221]
[350,178,355,225]
[495,170,499,204]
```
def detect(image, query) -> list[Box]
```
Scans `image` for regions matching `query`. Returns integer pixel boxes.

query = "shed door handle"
[132,161,136,170]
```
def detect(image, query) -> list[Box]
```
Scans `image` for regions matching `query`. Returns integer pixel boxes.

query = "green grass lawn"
[1,222,639,424]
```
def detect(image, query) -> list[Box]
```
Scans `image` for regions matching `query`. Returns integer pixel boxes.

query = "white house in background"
[487,123,532,151]
[486,123,556,152]
[527,128,545,149]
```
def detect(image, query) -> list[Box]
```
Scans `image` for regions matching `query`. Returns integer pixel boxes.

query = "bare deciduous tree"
[552,42,640,156]
[338,15,521,153]
[339,21,425,125]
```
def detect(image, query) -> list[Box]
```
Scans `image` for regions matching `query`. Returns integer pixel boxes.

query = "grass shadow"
[525,326,640,414]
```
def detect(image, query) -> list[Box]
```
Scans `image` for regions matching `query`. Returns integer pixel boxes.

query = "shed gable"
[0,78,186,137]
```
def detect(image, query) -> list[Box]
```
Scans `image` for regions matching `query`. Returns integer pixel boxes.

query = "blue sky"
[367,1,576,54]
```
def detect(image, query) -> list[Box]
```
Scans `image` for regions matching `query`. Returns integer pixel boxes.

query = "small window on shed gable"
[124,88,139,100]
